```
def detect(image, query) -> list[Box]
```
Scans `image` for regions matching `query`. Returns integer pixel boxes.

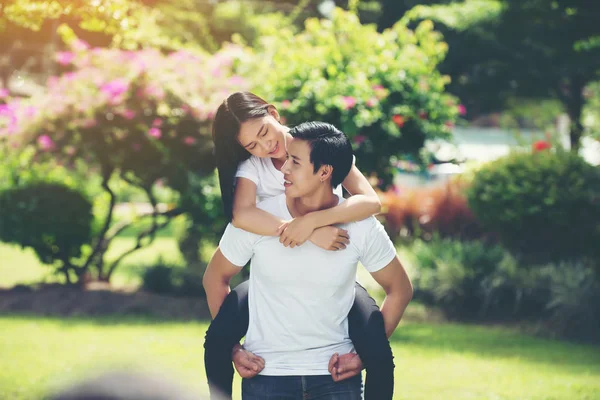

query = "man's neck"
[287,186,339,217]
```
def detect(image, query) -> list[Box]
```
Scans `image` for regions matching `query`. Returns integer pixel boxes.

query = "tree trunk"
[564,76,586,152]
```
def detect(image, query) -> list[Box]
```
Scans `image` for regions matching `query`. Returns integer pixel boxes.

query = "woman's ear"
[268,105,281,122]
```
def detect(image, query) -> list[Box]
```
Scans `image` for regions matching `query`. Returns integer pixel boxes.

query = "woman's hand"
[309,226,350,251]
[328,352,363,382]
[277,215,317,248]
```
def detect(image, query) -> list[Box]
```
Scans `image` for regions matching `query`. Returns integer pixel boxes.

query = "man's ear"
[318,164,333,182]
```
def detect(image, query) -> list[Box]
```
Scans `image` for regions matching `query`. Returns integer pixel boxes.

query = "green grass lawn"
[2,240,599,399]
[1,315,599,400]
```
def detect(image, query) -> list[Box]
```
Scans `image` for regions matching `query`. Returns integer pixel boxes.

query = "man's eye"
[293,160,299,165]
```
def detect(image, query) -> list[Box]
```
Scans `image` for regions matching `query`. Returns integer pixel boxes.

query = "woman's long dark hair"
[212,92,272,221]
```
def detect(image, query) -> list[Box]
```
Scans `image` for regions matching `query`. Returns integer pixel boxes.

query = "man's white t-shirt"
[219,194,396,376]
[236,155,345,201]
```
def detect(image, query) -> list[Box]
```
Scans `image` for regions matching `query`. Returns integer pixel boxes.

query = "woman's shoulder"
[237,155,261,172]
[238,155,269,168]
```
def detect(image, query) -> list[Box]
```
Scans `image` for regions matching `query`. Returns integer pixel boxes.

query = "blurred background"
[0,1,599,399]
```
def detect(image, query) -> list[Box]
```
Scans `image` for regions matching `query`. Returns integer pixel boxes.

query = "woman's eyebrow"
[243,124,265,148]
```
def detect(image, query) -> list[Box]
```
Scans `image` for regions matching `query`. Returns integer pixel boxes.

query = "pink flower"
[0,105,17,135]
[229,76,244,85]
[138,85,165,101]
[100,79,129,103]
[372,85,387,100]
[457,104,467,116]
[56,51,75,66]
[148,127,162,139]
[281,100,291,109]
[47,76,59,89]
[82,119,97,128]
[25,106,37,118]
[38,135,55,151]
[152,118,163,127]
[366,98,377,107]
[444,121,455,128]
[183,136,196,145]
[72,39,90,52]
[122,109,136,120]
[353,135,366,145]
[0,88,9,99]
[342,96,357,110]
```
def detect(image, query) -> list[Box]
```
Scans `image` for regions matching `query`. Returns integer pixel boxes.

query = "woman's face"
[237,108,288,160]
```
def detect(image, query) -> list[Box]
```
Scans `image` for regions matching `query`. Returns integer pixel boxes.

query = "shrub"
[410,238,518,320]
[467,149,600,265]
[142,263,206,298]
[0,182,93,282]
[543,260,600,343]
[381,177,488,241]
[250,8,460,188]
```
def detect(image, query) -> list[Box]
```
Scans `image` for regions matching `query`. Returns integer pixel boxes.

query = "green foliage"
[250,8,459,187]
[0,0,145,33]
[411,238,514,319]
[0,183,93,275]
[467,149,600,264]
[404,0,503,31]
[544,260,600,343]
[142,262,205,298]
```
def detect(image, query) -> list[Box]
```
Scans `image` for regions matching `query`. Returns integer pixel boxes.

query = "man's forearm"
[380,291,412,338]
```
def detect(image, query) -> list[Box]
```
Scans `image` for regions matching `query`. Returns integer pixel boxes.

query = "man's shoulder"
[346,215,379,232]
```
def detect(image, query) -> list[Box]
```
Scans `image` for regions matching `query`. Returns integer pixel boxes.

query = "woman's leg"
[348,282,395,400]
[204,280,250,400]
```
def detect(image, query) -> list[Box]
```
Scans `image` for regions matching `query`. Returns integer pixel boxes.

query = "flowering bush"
[250,8,460,188]
[0,41,250,282]
[3,42,248,182]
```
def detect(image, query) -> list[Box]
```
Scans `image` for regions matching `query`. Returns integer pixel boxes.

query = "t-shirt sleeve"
[219,223,257,267]
[235,158,259,186]
[358,217,397,273]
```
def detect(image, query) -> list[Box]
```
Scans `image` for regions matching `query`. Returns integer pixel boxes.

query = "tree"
[250,8,460,188]
[405,0,600,150]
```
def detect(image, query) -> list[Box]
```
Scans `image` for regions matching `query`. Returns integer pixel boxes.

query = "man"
[203,121,413,399]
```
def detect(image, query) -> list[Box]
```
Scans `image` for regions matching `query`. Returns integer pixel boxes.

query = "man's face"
[281,139,324,198]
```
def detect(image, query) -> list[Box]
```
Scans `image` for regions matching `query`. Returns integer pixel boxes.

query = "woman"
[204,92,395,399]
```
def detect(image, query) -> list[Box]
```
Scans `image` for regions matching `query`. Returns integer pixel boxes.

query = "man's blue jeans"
[242,374,362,399]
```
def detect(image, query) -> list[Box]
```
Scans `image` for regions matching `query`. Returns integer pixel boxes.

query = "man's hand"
[328,352,363,382]
[309,226,350,251]
[232,345,265,379]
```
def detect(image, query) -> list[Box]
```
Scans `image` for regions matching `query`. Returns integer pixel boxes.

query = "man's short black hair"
[288,121,353,188]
